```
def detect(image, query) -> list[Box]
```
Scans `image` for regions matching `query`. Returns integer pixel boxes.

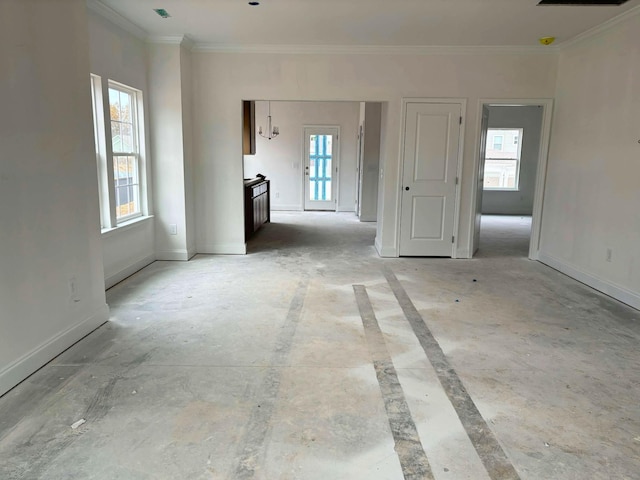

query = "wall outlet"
[606,248,612,262]
[169,224,177,235]
[275,192,280,199]
[69,277,80,303]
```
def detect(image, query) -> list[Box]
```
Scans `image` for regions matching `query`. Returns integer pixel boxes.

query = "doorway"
[472,100,554,259]
[303,126,339,211]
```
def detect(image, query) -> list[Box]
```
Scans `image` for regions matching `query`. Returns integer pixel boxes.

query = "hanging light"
[258,101,279,140]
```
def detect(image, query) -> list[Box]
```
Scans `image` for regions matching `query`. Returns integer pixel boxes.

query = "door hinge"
[459,116,462,125]
[455,177,459,185]
[452,236,455,243]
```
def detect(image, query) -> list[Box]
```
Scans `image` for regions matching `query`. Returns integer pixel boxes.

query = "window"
[483,128,523,191]
[90,75,147,229]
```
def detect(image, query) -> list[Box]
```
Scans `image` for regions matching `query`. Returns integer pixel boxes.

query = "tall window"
[109,84,141,220]
[90,76,147,229]
[483,128,523,191]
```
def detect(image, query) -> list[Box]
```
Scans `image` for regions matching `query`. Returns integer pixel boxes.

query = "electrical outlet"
[69,277,80,303]
[606,248,612,262]
[275,192,280,199]
[169,224,177,235]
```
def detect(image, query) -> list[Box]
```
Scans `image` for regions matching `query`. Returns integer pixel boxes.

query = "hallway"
[1,212,639,479]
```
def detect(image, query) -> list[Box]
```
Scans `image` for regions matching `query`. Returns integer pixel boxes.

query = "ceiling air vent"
[538,0,629,4]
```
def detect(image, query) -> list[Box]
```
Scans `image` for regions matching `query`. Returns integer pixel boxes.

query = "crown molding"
[86,0,148,40]
[146,34,194,48]
[557,4,640,50]
[191,43,558,55]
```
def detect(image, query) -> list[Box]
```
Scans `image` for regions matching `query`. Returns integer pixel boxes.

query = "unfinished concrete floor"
[1,213,639,479]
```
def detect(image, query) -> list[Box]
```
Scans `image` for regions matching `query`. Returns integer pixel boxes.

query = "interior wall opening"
[240,100,384,250]
[475,104,546,258]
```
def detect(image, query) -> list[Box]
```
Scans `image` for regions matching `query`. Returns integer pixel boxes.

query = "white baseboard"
[196,243,247,255]
[375,237,397,258]
[538,252,640,311]
[270,205,303,212]
[104,254,156,290]
[0,304,110,397]
[337,206,356,213]
[156,249,192,261]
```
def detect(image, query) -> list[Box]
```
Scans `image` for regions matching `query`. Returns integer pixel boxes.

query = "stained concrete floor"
[1,213,639,479]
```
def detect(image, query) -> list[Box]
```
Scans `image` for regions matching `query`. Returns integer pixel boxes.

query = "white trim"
[104,253,156,289]
[86,0,148,40]
[557,5,640,50]
[196,243,247,255]
[156,250,192,261]
[0,304,109,397]
[147,35,194,49]
[375,236,397,258]
[271,205,304,212]
[538,253,640,312]
[469,99,554,261]
[101,214,154,238]
[337,206,356,213]
[192,43,557,55]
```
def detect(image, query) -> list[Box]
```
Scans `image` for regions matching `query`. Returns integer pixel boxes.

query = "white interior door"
[399,102,462,256]
[304,127,339,211]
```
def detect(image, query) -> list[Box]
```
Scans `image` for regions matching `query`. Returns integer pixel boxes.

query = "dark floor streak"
[353,285,434,480]
[383,267,521,480]
[232,279,309,479]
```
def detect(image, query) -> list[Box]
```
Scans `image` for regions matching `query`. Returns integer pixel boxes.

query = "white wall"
[148,42,195,261]
[482,105,543,215]
[244,101,360,212]
[87,11,156,287]
[181,45,197,257]
[359,102,382,222]
[539,12,640,309]
[0,0,109,396]
[192,52,558,256]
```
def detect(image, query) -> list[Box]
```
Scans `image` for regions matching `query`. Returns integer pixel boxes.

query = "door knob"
[405,186,410,191]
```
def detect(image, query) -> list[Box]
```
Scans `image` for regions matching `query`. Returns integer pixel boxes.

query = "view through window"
[109,85,141,220]
[483,128,523,190]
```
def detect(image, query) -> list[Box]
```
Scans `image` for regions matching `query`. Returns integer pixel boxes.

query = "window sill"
[101,215,154,239]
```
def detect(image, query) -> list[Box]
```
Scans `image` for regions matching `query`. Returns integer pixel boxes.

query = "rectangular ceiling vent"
[538,0,629,4]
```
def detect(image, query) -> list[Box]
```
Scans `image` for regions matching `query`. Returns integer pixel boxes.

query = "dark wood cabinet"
[244,178,270,239]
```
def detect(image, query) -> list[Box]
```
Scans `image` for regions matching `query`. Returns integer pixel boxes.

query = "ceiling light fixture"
[258,101,279,140]
[153,8,171,18]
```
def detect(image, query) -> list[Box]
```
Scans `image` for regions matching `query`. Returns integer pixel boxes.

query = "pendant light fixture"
[258,101,279,140]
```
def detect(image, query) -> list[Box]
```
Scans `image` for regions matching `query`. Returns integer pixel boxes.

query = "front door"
[399,102,462,256]
[304,127,339,211]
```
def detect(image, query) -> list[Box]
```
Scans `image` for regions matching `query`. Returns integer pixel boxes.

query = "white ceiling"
[97,0,640,48]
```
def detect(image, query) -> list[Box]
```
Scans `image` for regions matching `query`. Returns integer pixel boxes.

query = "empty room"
[1,1,639,479]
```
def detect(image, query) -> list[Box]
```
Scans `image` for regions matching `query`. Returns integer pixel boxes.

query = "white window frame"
[483,128,523,192]
[90,75,149,231]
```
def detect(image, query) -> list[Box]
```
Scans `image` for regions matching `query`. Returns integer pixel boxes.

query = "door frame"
[396,98,467,258]
[302,125,341,211]
[469,98,554,260]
